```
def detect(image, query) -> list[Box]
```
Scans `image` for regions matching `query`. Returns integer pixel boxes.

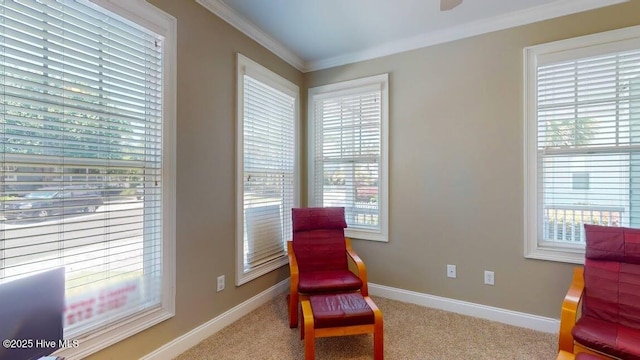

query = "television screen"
[0,268,65,360]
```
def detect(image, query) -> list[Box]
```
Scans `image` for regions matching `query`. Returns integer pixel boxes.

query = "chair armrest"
[288,241,299,292]
[345,237,369,296]
[558,267,584,353]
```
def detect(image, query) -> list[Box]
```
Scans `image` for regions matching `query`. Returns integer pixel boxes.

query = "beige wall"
[90,0,640,358]
[306,0,640,319]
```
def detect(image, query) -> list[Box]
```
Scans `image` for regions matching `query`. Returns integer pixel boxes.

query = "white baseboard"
[368,283,560,334]
[143,279,559,359]
[141,279,289,360]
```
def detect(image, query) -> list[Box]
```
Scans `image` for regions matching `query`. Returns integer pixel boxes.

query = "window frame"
[236,53,300,285]
[308,74,389,242]
[0,0,178,358]
[523,25,640,264]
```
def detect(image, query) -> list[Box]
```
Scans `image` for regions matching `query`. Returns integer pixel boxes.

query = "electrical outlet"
[447,264,456,278]
[484,270,495,286]
[217,275,225,292]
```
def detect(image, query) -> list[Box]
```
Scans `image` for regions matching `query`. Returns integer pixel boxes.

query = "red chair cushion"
[292,207,363,293]
[292,207,347,232]
[292,207,349,273]
[298,270,363,294]
[309,293,374,329]
[582,259,640,330]
[583,225,640,331]
[293,229,349,272]
[584,224,640,264]
[572,316,640,359]
[578,225,640,359]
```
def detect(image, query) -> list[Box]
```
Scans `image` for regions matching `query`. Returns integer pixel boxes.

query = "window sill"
[237,255,289,286]
[346,229,388,242]
[52,306,174,359]
[525,243,585,264]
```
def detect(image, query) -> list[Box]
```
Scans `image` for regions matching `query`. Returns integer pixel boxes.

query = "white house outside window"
[0,0,176,357]
[524,26,640,263]
[308,74,389,242]
[236,54,299,285]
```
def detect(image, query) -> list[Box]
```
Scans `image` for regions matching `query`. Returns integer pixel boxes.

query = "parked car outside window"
[3,186,103,220]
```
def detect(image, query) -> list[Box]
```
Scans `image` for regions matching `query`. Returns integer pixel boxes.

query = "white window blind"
[309,74,388,242]
[524,26,640,263]
[237,54,298,284]
[0,0,173,349]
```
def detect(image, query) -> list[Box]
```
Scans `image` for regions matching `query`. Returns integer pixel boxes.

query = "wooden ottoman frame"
[556,350,609,360]
[300,294,383,360]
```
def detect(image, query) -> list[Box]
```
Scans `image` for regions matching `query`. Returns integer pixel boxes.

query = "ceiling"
[196,0,628,72]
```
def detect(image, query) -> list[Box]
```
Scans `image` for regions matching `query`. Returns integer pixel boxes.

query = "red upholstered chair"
[287,207,368,328]
[558,224,640,359]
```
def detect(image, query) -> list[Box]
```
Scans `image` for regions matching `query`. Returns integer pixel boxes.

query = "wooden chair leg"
[374,319,383,360]
[302,300,315,360]
[289,291,299,328]
[556,350,575,360]
[365,296,384,360]
[300,304,304,340]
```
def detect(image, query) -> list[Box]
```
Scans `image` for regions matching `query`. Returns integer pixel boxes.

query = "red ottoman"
[301,293,383,360]
[576,354,609,360]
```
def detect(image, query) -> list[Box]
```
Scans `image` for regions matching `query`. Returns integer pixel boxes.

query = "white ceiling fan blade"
[440,0,463,11]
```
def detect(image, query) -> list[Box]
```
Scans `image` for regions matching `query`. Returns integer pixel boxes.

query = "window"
[308,74,389,242]
[524,25,640,263]
[0,0,176,357]
[236,54,299,285]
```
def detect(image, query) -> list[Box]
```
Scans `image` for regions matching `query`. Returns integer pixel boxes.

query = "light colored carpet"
[175,293,558,359]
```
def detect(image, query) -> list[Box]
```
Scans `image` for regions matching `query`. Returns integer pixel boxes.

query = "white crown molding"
[197,0,627,73]
[195,0,305,72]
[306,0,629,72]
